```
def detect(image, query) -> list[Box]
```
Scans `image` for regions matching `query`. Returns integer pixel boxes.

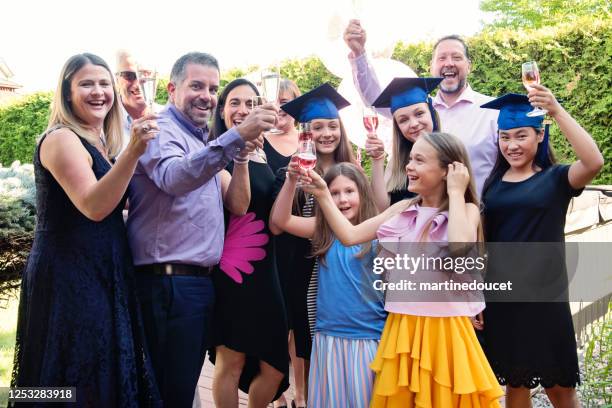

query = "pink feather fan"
[219,212,269,283]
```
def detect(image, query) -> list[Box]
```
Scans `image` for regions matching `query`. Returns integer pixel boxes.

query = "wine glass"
[363,106,378,136]
[298,122,312,142]
[295,139,317,187]
[137,66,158,111]
[260,66,282,134]
[522,61,547,117]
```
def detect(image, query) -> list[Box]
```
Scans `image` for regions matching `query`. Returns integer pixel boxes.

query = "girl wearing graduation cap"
[270,83,357,406]
[366,77,443,210]
[480,85,603,407]
[299,131,504,407]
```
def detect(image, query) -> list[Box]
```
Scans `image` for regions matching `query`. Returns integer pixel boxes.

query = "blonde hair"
[47,53,123,158]
[405,132,483,243]
[386,120,413,193]
[279,78,301,99]
[279,79,301,126]
[312,163,379,265]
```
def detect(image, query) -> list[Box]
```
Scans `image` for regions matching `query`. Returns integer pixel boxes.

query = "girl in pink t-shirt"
[301,132,503,407]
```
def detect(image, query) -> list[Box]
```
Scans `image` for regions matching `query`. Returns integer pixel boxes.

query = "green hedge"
[0,16,610,182]
[392,16,612,184]
[0,93,51,167]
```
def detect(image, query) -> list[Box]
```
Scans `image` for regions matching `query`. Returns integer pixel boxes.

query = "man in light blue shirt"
[127,52,277,407]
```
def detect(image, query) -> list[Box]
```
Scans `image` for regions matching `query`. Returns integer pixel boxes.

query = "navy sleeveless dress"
[11,130,161,407]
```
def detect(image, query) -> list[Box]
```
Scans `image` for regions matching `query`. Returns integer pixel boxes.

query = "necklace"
[249,148,267,163]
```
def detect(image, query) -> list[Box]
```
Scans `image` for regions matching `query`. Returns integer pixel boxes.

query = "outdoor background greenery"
[0,12,610,298]
[1,16,610,183]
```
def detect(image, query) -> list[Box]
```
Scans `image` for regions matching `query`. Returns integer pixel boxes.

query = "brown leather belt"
[136,263,214,276]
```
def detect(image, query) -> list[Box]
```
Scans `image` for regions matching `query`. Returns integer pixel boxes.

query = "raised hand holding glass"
[522,61,547,117]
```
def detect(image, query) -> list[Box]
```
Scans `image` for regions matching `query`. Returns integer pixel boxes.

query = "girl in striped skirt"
[271,162,387,407]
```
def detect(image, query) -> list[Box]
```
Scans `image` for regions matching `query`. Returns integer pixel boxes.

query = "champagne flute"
[137,66,158,111]
[363,106,378,136]
[522,61,547,117]
[249,96,267,162]
[260,66,282,134]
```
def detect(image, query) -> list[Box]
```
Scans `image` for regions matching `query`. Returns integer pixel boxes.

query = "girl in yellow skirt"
[300,132,503,407]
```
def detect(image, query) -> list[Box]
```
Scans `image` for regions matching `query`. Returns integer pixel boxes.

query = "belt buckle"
[164,264,173,276]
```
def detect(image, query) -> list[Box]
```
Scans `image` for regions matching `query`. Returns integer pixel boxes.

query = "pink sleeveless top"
[376,204,485,317]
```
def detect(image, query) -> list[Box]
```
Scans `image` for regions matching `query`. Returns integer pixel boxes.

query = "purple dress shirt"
[127,104,245,267]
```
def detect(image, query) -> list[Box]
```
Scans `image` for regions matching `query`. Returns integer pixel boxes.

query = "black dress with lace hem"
[482,164,581,389]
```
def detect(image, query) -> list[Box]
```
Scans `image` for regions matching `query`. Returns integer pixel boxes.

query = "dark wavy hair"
[209,78,259,140]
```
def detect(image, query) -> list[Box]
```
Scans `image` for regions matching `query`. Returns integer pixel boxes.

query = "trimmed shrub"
[0,162,35,297]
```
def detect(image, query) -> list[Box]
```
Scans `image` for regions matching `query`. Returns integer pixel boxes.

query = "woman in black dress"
[11,53,160,407]
[480,87,604,407]
[209,78,289,407]
[262,79,311,408]
[264,79,301,174]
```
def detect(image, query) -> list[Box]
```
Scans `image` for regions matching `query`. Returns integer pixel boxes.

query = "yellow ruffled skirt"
[370,313,503,408]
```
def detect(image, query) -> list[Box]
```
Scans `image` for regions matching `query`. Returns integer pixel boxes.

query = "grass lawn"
[0,295,18,406]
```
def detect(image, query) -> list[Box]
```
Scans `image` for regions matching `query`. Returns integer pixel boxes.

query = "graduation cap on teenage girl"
[481,93,552,168]
[280,83,350,122]
[370,77,443,131]
[372,77,443,112]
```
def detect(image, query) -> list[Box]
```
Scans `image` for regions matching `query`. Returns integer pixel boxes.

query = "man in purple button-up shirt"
[127,52,277,407]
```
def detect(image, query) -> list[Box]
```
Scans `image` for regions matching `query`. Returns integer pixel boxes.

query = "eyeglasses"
[116,71,137,81]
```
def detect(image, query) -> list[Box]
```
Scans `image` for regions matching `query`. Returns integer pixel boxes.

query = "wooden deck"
[194,359,296,407]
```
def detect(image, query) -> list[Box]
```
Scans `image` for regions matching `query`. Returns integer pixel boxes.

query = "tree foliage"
[480,0,612,30]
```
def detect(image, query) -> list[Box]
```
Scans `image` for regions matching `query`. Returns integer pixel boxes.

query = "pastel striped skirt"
[308,332,379,407]
[370,314,503,408]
